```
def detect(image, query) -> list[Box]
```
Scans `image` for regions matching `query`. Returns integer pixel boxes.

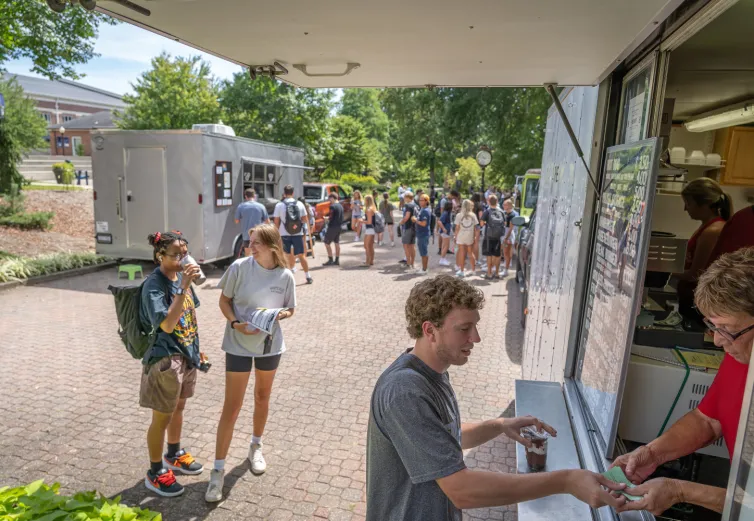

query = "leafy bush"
[0,183,26,217]
[340,173,380,191]
[24,183,85,192]
[0,252,111,283]
[0,211,54,230]
[0,480,161,520]
[52,162,75,184]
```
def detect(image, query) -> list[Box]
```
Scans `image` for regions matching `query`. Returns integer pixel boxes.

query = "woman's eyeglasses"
[703,318,754,342]
[163,252,188,260]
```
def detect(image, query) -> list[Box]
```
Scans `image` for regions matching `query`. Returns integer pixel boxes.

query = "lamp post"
[57,126,66,156]
[476,145,492,201]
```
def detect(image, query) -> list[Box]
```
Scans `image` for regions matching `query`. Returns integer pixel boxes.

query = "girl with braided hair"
[139,230,204,497]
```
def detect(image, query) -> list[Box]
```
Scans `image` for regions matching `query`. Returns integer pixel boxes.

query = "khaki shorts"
[139,355,196,414]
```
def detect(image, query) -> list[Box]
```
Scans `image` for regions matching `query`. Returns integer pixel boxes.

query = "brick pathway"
[0,229,524,521]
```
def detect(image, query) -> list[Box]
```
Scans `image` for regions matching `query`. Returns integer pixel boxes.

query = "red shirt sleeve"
[697,367,720,420]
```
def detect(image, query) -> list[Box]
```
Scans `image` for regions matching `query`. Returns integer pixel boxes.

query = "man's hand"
[610,445,659,485]
[181,264,202,289]
[564,470,627,509]
[616,478,683,515]
[498,416,557,447]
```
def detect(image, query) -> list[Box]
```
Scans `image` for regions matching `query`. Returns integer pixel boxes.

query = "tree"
[0,0,116,80]
[0,77,48,155]
[455,157,482,193]
[0,118,23,194]
[118,54,222,130]
[220,74,334,167]
[340,89,388,142]
[323,116,370,176]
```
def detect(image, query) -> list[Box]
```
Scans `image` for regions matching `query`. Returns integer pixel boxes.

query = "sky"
[5,22,245,95]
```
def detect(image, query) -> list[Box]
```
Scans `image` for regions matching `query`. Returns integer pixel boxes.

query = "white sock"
[214,459,225,471]
[304,271,310,277]
[251,435,262,446]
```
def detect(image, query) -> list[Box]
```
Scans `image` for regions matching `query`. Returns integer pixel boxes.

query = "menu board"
[575,138,660,457]
[214,160,233,207]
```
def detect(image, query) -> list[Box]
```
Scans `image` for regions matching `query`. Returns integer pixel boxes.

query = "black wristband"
[230,320,241,329]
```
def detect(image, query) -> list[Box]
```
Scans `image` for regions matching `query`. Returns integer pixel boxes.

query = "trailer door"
[125,147,167,250]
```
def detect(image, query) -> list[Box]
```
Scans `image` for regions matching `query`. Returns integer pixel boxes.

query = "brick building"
[49,111,118,157]
[3,72,126,156]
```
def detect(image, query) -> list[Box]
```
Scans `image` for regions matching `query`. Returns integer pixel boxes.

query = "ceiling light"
[684,101,754,132]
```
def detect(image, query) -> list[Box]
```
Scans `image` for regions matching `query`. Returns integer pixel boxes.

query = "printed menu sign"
[575,138,660,457]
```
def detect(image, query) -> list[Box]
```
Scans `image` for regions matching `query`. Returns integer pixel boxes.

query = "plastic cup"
[180,254,207,285]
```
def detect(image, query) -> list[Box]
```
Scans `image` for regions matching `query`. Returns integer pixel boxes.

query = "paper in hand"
[602,466,643,501]
[246,308,284,335]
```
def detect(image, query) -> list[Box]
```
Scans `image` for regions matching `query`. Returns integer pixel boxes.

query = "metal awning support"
[240,156,314,170]
[544,84,599,196]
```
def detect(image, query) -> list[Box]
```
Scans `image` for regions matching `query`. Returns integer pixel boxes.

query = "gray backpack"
[486,208,506,239]
[373,211,385,234]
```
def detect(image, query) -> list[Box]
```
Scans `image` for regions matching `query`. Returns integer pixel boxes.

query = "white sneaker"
[417,269,429,276]
[205,469,224,503]
[455,265,461,271]
[464,270,474,277]
[391,241,395,247]
[438,258,449,266]
[291,267,297,273]
[455,270,464,278]
[249,443,266,475]
[501,268,509,277]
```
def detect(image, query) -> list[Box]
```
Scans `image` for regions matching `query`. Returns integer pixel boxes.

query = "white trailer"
[91,129,308,263]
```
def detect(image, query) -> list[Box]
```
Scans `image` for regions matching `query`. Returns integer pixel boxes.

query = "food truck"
[80,0,754,519]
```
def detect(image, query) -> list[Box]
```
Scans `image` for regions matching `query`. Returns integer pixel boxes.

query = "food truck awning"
[241,156,314,171]
[96,0,683,88]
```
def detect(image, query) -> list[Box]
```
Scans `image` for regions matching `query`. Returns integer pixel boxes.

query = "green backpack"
[108,283,157,360]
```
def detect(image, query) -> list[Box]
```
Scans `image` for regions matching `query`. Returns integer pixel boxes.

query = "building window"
[62,115,75,122]
[42,113,52,123]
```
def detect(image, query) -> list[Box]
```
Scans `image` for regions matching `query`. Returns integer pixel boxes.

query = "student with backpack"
[204,224,296,503]
[400,192,419,271]
[437,201,454,266]
[139,231,204,497]
[273,185,312,284]
[378,192,395,247]
[480,194,505,279]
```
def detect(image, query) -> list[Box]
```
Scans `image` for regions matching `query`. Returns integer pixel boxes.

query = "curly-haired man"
[366,275,626,520]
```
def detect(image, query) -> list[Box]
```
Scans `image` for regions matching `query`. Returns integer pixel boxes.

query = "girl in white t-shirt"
[206,223,296,503]
[454,199,479,277]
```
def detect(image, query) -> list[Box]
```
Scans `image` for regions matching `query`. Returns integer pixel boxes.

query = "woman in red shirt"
[613,247,754,515]
[674,178,732,314]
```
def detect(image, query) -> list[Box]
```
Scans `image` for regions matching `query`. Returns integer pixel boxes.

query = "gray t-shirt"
[235,200,269,240]
[274,198,307,237]
[218,257,296,357]
[366,352,465,521]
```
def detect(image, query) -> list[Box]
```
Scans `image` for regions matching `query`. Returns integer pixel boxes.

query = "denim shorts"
[417,234,430,257]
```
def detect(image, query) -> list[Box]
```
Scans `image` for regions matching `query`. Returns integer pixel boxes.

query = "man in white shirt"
[398,184,407,210]
[274,185,313,284]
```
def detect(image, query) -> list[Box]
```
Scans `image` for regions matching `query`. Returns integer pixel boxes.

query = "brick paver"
[0,227,525,521]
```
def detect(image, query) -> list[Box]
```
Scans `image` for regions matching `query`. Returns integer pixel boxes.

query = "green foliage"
[75,142,85,156]
[0,183,25,217]
[0,77,48,154]
[118,54,222,130]
[0,252,111,283]
[0,1,116,80]
[340,89,389,142]
[52,162,75,184]
[0,480,160,519]
[323,116,371,176]
[0,210,53,230]
[0,118,24,195]
[455,157,482,192]
[220,74,334,166]
[24,183,85,192]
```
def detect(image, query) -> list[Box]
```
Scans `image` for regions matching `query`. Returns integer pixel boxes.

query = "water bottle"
[180,254,207,286]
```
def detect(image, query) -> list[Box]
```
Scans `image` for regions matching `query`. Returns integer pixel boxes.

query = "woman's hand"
[233,322,260,335]
[277,310,292,321]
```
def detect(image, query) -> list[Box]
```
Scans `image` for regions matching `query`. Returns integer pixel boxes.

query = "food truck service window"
[573,138,660,457]
[242,161,278,199]
[724,360,754,520]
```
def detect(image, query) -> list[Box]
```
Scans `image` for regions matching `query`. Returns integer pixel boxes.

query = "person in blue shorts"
[414,194,432,275]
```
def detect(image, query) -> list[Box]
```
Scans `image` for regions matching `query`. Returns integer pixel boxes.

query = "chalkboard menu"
[575,138,660,457]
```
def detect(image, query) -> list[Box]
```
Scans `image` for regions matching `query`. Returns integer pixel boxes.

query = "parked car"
[512,212,536,326]
[302,183,352,234]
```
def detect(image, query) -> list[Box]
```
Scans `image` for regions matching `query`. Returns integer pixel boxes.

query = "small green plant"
[52,162,75,184]
[0,480,161,520]
[0,252,111,283]
[0,210,54,230]
[75,142,85,156]
[24,183,85,192]
[0,183,26,217]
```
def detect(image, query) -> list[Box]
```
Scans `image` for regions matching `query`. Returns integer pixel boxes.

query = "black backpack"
[108,283,157,360]
[284,200,303,235]
[486,208,506,239]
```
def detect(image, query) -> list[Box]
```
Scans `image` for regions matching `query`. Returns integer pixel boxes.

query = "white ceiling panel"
[96,0,681,87]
